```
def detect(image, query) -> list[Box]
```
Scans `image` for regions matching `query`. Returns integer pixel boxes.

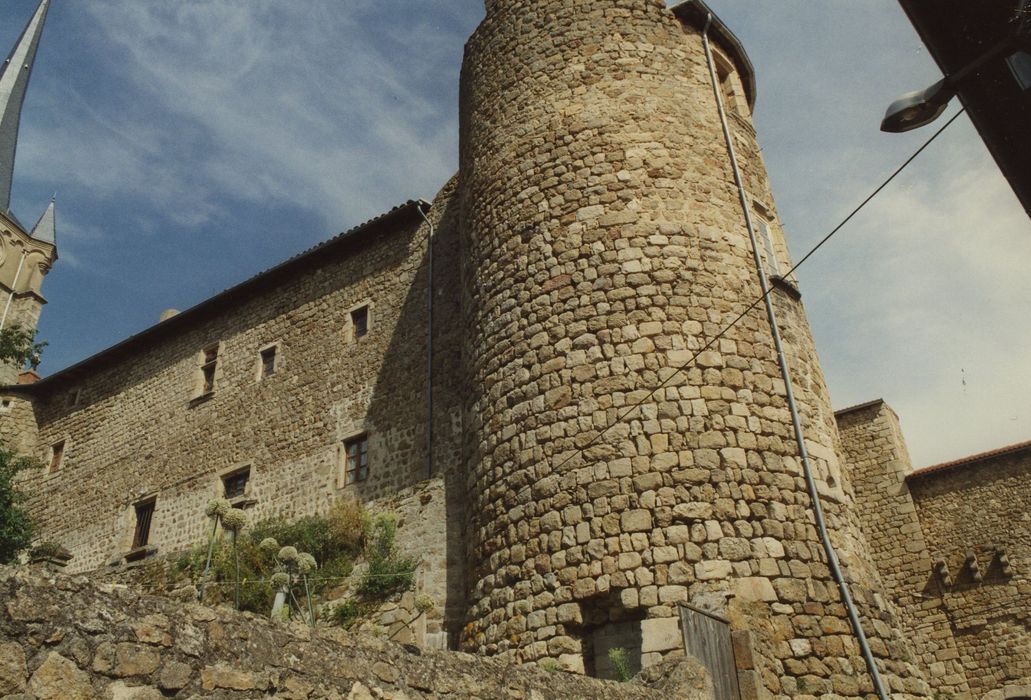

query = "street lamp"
[881,4,1030,132]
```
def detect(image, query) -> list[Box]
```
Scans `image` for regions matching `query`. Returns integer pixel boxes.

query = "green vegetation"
[0,324,46,371]
[608,647,632,682]
[331,598,371,628]
[0,445,38,564]
[177,498,365,614]
[357,512,417,597]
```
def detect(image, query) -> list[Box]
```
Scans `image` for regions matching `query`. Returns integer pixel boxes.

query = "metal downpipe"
[417,200,435,480]
[701,14,890,700]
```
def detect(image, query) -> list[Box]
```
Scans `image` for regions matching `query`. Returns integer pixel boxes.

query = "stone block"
[733,577,776,602]
[29,652,93,700]
[695,560,732,580]
[641,617,681,653]
[620,509,652,532]
[0,641,27,695]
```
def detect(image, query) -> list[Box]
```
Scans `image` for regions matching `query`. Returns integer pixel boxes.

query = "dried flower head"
[297,552,317,574]
[414,594,435,614]
[270,572,290,588]
[277,546,299,563]
[259,537,280,553]
[205,498,232,518]
[220,508,248,532]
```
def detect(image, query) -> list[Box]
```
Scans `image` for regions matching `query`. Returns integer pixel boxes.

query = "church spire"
[0,0,51,215]
[30,195,55,245]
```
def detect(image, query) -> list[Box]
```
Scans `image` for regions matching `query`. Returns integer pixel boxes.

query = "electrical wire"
[549,106,966,474]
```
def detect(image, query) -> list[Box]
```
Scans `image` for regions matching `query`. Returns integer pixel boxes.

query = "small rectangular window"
[755,216,781,276]
[260,346,276,378]
[132,499,156,549]
[222,468,250,500]
[351,306,369,339]
[344,434,369,484]
[49,440,65,473]
[0,399,11,413]
[201,344,219,394]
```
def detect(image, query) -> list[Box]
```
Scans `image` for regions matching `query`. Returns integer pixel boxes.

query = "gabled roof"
[908,438,1031,480]
[4,199,429,394]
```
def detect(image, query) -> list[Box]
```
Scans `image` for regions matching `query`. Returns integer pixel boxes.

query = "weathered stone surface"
[157,660,192,691]
[28,652,94,700]
[0,569,704,699]
[107,680,165,700]
[0,641,27,694]
[200,664,262,691]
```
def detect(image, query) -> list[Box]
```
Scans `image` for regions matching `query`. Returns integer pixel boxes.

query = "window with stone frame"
[344,434,369,484]
[48,439,64,473]
[259,346,277,379]
[222,467,251,500]
[132,498,156,549]
[712,50,742,114]
[200,344,219,395]
[754,213,782,276]
[351,305,369,339]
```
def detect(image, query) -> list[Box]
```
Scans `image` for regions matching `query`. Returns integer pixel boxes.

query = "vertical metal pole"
[417,202,435,480]
[701,14,890,700]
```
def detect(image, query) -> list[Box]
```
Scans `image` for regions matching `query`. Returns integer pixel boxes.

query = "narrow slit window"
[260,346,276,378]
[351,306,369,339]
[201,345,218,394]
[222,468,250,500]
[344,434,369,484]
[132,499,155,549]
[49,440,65,472]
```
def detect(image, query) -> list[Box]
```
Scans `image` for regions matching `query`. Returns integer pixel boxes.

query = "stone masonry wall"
[7,189,465,592]
[836,401,971,697]
[457,0,930,696]
[908,448,1031,697]
[0,567,715,700]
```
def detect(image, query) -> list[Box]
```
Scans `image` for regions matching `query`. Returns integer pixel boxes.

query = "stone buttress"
[457,0,932,695]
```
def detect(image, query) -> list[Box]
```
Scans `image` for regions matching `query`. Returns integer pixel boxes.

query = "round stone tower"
[458,0,931,695]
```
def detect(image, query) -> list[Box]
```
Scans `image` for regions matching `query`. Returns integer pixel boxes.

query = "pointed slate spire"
[0,0,51,215]
[30,194,55,245]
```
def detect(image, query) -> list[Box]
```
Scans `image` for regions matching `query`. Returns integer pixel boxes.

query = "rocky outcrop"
[0,567,712,699]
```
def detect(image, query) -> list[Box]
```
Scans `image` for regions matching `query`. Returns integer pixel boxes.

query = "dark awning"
[897,0,1031,217]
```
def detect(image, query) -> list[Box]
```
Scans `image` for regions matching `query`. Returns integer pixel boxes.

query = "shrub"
[176,506,365,614]
[331,598,370,628]
[327,496,365,552]
[0,445,38,564]
[357,513,417,597]
[608,647,632,682]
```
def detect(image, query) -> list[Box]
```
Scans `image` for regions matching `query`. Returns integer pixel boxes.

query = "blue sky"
[2,0,1029,468]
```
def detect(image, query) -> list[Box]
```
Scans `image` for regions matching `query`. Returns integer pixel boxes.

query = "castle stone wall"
[457,0,930,695]
[836,401,972,697]
[908,448,1031,696]
[6,188,466,633]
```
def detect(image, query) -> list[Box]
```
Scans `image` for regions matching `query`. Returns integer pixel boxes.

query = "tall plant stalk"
[232,529,240,610]
[198,515,220,601]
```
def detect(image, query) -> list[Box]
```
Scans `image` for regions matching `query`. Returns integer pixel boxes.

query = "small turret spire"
[0,0,51,215]
[30,195,55,246]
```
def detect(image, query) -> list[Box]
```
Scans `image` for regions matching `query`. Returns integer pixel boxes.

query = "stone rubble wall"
[0,567,713,700]
[836,401,971,697]
[907,448,1031,696]
[457,0,931,696]
[85,476,461,654]
[6,184,465,583]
